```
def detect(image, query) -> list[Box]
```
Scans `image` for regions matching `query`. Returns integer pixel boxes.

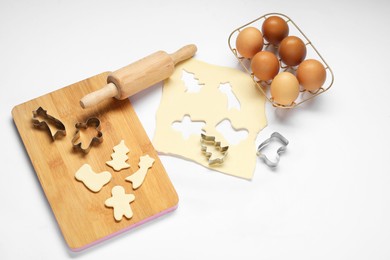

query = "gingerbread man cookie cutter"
[72,117,103,154]
[32,107,66,141]
[256,132,289,167]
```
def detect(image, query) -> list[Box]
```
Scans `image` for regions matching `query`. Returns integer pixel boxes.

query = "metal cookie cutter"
[200,133,229,166]
[256,132,289,167]
[32,107,66,141]
[72,117,103,154]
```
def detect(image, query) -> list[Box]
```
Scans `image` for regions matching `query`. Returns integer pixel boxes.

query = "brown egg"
[296,59,326,91]
[236,27,264,59]
[278,36,306,66]
[251,51,280,81]
[270,72,300,106]
[262,16,289,45]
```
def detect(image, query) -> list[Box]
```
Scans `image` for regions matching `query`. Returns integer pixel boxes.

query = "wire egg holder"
[228,13,334,109]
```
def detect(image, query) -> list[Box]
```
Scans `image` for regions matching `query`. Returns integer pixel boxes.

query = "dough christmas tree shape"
[125,155,155,189]
[106,140,131,171]
[105,186,135,221]
[75,164,112,192]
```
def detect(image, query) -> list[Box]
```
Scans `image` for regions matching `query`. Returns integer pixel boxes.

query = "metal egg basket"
[228,13,334,109]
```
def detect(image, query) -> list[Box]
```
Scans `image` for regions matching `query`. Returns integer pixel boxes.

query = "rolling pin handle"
[169,44,197,65]
[79,82,119,109]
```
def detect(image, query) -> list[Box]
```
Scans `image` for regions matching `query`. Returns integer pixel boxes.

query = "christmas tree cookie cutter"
[72,117,103,154]
[256,132,288,167]
[32,107,66,140]
[200,133,229,165]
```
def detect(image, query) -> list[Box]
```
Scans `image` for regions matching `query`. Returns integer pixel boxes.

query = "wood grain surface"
[12,72,178,251]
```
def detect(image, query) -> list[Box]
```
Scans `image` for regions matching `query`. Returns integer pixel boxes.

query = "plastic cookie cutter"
[256,132,289,167]
[72,117,103,154]
[200,133,229,166]
[32,107,66,141]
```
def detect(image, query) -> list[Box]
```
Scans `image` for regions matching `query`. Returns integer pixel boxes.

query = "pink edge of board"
[70,204,179,252]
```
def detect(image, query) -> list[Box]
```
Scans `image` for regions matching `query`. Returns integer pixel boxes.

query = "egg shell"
[296,59,327,91]
[270,72,300,106]
[279,36,307,66]
[262,16,289,45]
[235,27,264,59]
[251,51,280,81]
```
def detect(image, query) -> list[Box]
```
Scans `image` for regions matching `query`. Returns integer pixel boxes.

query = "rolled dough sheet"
[153,59,267,179]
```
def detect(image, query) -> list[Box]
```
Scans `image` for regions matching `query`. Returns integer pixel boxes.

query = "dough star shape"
[75,164,112,192]
[105,186,135,221]
[125,155,155,189]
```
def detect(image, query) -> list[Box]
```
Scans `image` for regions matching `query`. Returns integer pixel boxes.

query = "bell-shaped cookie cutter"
[32,107,66,140]
[200,133,229,165]
[72,117,103,154]
[256,132,288,167]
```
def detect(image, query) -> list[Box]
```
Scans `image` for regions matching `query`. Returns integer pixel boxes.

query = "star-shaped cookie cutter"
[72,117,103,154]
[32,107,66,141]
[256,132,289,167]
[200,133,229,166]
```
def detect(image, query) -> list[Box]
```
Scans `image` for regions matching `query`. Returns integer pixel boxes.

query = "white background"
[1,0,390,259]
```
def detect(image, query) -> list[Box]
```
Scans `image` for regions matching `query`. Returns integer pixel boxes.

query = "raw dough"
[75,164,112,192]
[153,59,267,179]
[106,140,131,171]
[105,186,135,221]
[125,155,155,189]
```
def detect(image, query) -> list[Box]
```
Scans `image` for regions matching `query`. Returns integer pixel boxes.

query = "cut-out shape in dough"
[218,83,241,111]
[215,119,248,145]
[125,155,155,189]
[154,59,267,179]
[75,164,112,192]
[181,69,204,93]
[172,115,206,139]
[105,186,135,221]
[106,140,131,171]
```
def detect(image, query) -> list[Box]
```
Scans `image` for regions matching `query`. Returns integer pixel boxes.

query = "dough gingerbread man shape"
[125,155,155,189]
[105,186,135,221]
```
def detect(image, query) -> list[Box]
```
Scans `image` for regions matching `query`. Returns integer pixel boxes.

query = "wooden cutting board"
[12,72,178,251]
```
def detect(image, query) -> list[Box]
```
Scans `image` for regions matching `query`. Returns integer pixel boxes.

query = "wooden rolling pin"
[80,44,197,108]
